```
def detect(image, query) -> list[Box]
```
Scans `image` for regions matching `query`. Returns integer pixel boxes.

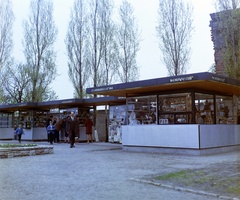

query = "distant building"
[209,12,225,75]
[209,9,240,76]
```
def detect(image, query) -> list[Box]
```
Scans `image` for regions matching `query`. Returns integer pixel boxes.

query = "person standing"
[47,121,56,145]
[53,117,60,143]
[85,116,93,144]
[15,124,24,143]
[63,117,69,143]
[46,115,53,142]
[66,112,79,148]
[196,112,204,124]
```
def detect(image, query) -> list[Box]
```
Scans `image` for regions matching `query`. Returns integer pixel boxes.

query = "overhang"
[0,97,125,113]
[86,72,240,97]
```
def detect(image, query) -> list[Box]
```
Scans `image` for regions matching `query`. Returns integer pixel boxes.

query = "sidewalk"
[0,140,239,200]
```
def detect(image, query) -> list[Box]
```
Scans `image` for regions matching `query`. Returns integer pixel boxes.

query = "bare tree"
[88,0,105,90]
[2,63,31,103]
[208,63,217,73]
[0,0,14,103]
[215,0,239,10]
[117,0,140,82]
[156,0,194,76]
[0,0,14,70]
[22,0,58,102]
[101,0,118,85]
[66,0,90,99]
[214,0,240,78]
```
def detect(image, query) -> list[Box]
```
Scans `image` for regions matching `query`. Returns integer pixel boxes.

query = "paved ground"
[0,140,239,200]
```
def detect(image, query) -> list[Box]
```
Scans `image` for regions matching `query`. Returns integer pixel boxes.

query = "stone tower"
[209,12,226,75]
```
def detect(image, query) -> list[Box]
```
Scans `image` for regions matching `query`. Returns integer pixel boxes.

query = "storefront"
[87,72,240,154]
[0,97,125,142]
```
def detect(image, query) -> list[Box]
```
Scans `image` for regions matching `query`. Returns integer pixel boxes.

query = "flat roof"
[86,72,240,96]
[0,96,125,112]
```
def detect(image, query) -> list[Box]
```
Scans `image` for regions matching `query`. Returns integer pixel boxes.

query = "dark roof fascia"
[0,97,126,113]
[37,98,83,107]
[83,96,126,106]
[86,72,240,95]
[0,102,37,112]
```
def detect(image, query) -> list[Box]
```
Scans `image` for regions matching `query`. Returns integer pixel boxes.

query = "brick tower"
[209,12,226,75]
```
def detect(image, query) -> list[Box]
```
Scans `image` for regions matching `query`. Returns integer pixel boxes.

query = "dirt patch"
[150,161,240,198]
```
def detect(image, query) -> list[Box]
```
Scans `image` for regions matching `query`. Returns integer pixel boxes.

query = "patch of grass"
[0,143,37,148]
[228,186,240,196]
[155,170,206,181]
[154,169,240,198]
[155,170,189,180]
[223,177,240,196]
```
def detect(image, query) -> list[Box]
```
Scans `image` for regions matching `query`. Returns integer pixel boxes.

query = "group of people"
[46,115,60,144]
[46,112,94,148]
[14,112,93,147]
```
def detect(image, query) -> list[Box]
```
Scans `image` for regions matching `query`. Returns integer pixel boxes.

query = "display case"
[126,96,157,125]
[194,93,214,124]
[109,105,126,143]
[158,113,192,124]
[159,94,192,112]
[216,95,233,124]
[158,93,192,124]
[33,111,47,127]
[13,111,33,129]
[78,108,90,126]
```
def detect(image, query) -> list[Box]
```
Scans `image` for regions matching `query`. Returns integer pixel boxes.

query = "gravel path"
[0,141,239,200]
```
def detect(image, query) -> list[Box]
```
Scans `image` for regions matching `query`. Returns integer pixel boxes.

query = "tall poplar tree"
[117,0,140,82]
[66,0,90,98]
[22,0,58,102]
[0,0,14,103]
[156,0,194,76]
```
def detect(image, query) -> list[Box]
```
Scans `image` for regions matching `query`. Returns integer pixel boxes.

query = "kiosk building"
[87,72,240,155]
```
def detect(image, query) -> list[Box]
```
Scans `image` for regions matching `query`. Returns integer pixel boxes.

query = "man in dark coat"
[66,112,79,148]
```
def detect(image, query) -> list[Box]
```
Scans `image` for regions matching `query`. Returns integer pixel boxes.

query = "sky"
[12,0,215,100]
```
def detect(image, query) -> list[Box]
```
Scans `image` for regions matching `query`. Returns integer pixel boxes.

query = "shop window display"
[33,111,47,127]
[194,93,233,124]
[216,95,233,124]
[158,93,192,124]
[77,108,91,126]
[109,105,126,143]
[14,111,32,129]
[126,92,234,125]
[195,93,214,124]
[126,96,157,125]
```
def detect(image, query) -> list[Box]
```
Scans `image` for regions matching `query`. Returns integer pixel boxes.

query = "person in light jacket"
[47,121,56,145]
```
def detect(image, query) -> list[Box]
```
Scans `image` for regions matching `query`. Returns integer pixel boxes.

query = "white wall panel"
[122,125,200,148]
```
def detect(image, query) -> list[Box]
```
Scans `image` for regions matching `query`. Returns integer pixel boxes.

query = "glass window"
[175,114,192,124]
[195,93,214,124]
[126,96,157,125]
[159,93,192,112]
[33,111,47,127]
[158,93,192,124]
[19,111,32,129]
[0,113,13,128]
[158,114,174,124]
[216,95,233,124]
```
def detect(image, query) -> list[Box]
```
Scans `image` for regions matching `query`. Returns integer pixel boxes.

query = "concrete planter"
[0,145,54,159]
